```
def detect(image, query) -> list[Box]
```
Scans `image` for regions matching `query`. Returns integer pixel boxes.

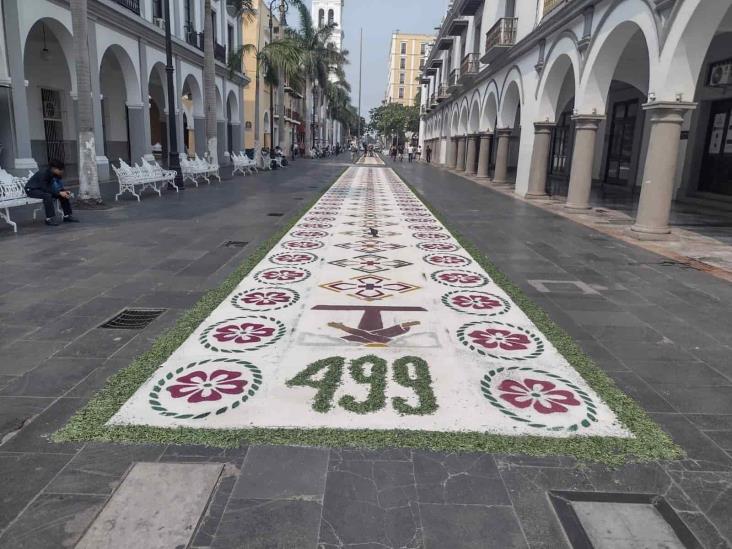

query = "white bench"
[0,169,42,233]
[260,150,274,171]
[112,159,176,201]
[197,154,221,182]
[231,152,258,176]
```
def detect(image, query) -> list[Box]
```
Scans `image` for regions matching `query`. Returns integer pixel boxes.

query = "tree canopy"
[367,102,420,142]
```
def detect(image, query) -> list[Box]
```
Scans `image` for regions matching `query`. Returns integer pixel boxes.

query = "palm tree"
[70,0,101,203]
[230,39,302,167]
[287,1,346,155]
[203,0,255,164]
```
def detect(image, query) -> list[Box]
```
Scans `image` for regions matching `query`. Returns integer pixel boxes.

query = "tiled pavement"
[0,157,730,548]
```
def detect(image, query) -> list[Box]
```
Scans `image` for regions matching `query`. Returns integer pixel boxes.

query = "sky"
[334,0,450,118]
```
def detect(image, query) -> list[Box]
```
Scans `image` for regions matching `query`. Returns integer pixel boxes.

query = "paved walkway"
[0,158,730,548]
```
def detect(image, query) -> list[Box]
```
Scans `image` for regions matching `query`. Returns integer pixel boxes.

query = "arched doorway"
[497,77,522,185]
[226,90,239,154]
[148,63,168,162]
[100,45,139,165]
[23,18,75,172]
[181,74,203,156]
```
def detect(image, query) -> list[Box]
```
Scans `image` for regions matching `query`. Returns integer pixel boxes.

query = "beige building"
[385,32,433,106]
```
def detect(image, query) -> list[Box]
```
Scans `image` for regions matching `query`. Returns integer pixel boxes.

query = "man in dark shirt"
[25,160,78,226]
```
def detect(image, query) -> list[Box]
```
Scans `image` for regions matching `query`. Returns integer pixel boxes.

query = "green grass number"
[392,356,439,416]
[338,355,388,414]
[286,357,344,413]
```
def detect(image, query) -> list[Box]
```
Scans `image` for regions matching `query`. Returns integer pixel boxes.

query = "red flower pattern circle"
[424,254,471,267]
[418,242,459,252]
[255,267,310,284]
[497,378,581,414]
[453,294,502,310]
[269,252,317,265]
[468,328,531,351]
[166,369,247,403]
[282,240,323,250]
[291,230,328,239]
[213,322,275,344]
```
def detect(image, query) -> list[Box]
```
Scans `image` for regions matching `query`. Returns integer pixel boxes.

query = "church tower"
[311,0,344,51]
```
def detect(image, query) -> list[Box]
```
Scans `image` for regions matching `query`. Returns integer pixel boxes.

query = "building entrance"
[604,99,639,187]
[700,98,732,196]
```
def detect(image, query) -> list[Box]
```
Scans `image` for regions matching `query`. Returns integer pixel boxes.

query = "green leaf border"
[54,165,682,465]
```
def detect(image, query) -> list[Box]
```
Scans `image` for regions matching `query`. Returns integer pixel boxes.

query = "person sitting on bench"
[25,159,79,226]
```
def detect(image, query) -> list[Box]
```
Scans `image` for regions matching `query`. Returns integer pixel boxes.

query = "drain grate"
[100,308,167,330]
[222,240,249,248]
[267,212,284,217]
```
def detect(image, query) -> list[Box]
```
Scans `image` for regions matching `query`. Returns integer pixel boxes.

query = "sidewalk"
[0,158,730,548]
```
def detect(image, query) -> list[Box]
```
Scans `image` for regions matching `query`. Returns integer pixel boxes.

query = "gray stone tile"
[667,470,732,545]
[419,503,528,549]
[63,358,131,398]
[625,360,731,387]
[0,340,66,376]
[46,443,166,495]
[0,358,100,397]
[232,445,328,500]
[653,385,732,415]
[212,499,322,549]
[0,396,53,440]
[607,371,676,413]
[0,397,86,454]
[0,493,106,549]
[705,431,732,451]
[412,451,511,506]
[22,315,99,342]
[53,328,137,359]
[76,462,222,549]
[0,453,73,530]
[650,413,732,471]
[686,414,732,431]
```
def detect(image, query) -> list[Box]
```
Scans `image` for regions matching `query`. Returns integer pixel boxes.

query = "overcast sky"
[337,0,451,118]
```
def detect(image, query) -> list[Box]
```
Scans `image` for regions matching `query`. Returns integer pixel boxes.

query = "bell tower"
[311,0,344,51]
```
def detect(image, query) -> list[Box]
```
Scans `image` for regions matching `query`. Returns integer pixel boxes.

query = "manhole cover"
[549,491,702,549]
[100,308,167,330]
[222,241,249,248]
[267,213,284,217]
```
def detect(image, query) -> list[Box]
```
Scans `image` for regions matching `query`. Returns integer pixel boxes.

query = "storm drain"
[221,240,249,248]
[100,308,167,330]
[550,491,702,549]
[267,212,284,217]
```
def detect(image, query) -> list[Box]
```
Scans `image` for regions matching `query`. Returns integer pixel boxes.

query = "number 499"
[286,355,438,416]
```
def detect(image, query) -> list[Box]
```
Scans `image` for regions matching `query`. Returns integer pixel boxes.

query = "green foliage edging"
[54,166,682,465]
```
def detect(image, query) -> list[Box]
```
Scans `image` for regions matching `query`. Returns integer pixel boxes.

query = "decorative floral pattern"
[200,316,286,353]
[457,321,544,361]
[480,367,599,432]
[291,230,329,239]
[418,242,459,252]
[424,253,472,267]
[231,287,300,311]
[148,359,262,419]
[254,267,311,284]
[167,369,248,403]
[442,290,510,316]
[269,252,318,265]
[413,232,450,241]
[431,270,489,287]
[282,240,324,250]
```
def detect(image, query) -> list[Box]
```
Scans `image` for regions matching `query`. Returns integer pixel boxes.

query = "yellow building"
[385,32,434,106]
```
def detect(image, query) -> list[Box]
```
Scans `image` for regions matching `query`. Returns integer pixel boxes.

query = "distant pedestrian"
[417,145,422,160]
[390,145,397,162]
[408,144,415,162]
[398,144,404,162]
[24,160,79,226]
[426,145,432,163]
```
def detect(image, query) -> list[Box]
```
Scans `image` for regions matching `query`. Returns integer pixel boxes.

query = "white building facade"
[312,0,345,147]
[0,0,249,179]
[420,0,732,239]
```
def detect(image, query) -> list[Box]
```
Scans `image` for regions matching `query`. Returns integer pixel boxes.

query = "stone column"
[217,119,226,164]
[465,135,479,175]
[565,115,604,210]
[493,128,513,185]
[477,133,492,178]
[126,103,147,165]
[4,0,37,170]
[455,136,467,171]
[525,122,555,198]
[87,20,109,179]
[630,102,696,239]
[138,40,153,160]
[230,121,242,155]
[193,116,205,157]
[446,137,457,169]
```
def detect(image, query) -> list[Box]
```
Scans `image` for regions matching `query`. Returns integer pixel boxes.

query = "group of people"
[388,143,422,163]
[309,143,343,159]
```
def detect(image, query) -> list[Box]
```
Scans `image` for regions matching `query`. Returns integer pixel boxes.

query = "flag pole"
[357,27,363,143]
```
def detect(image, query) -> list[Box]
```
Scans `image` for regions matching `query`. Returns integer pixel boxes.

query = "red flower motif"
[213,322,275,344]
[468,328,531,351]
[273,253,313,264]
[497,378,581,414]
[263,269,304,281]
[452,294,502,310]
[430,255,465,265]
[242,291,291,306]
[284,241,320,249]
[166,369,247,403]
[440,272,482,284]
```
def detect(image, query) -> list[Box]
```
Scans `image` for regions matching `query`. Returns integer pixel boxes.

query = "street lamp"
[268,0,288,159]
[163,0,183,189]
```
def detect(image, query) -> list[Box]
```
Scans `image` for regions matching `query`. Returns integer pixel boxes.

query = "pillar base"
[524,192,548,200]
[492,179,513,187]
[564,203,592,212]
[475,175,491,180]
[626,225,678,241]
[465,170,477,176]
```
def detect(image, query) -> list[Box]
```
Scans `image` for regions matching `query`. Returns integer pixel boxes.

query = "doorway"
[41,88,64,164]
[604,99,639,186]
[699,98,732,195]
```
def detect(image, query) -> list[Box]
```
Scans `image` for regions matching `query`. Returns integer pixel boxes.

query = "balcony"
[184,24,203,50]
[456,0,484,16]
[113,0,140,15]
[543,0,569,17]
[437,83,450,102]
[460,53,479,85]
[215,43,227,63]
[447,68,461,94]
[481,18,518,64]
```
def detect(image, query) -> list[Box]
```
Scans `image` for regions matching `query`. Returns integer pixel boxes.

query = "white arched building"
[0,0,248,179]
[312,0,345,147]
[420,0,732,239]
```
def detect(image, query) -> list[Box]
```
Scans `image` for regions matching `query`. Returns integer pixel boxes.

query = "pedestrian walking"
[24,160,79,226]
[408,144,415,162]
[426,145,432,163]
